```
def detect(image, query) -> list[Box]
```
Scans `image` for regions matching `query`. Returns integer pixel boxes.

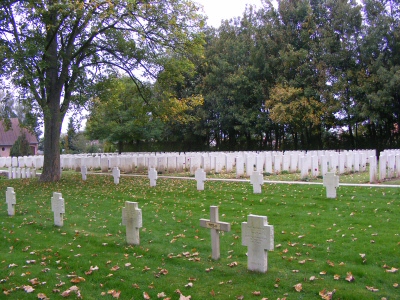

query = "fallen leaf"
[334,274,340,280]
[366,286,379,292]
[157,292,166,298]
[319,288,336,300]
[185,282,193,288]
[70,277,85,283]
[345,272,355,282]
[294,283,302,292]
[228,261,238,267]
[252,291,261,295]
[386,267,398,273]
[309,276,316,281]
[112,290,121,298]
[110,265,120,271]
[143,291,150,299]
[23,285,35,293]
[29,278,40,285]
[179,294,191,300]
[37,292,49,299]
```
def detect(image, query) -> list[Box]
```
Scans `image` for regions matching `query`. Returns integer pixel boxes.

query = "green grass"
[0,173,399,299]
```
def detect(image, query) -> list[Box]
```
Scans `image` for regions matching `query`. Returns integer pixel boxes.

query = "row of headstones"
[0,156,43,169]
[126,202,275,273]
[5,189,273,273]
[73,150,399,183]
[62,150,376,177]
[6,167,37,179]
[84,166,340,199]
[378,150,400,181]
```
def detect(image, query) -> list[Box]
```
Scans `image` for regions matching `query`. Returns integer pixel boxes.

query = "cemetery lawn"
[1,173,399,299]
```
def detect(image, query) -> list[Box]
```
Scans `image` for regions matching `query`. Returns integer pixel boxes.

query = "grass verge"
[0,173,399,299]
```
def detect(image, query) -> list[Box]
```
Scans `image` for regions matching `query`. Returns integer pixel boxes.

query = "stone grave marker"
[51,192,65,227]
[122,201,142,245]
[148,167,158,187]
[16,167,21,179]
[250,171,263,194]
[195,168,207,191]
[200,206,231,260]
[112,167,120,184]
[242,214,274,273]
[26,168,31,178]
[6,187,16,216]
[323,172,339,198]
[81,165,87,181]
[8,167,12,179]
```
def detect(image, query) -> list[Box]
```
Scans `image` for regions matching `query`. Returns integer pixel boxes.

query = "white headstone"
[148,167,158,187]
[242,214,274,273]
[21,168,26,179]
[81,165,87,181]
[16,167,21,179]
[51,192,65,227]
[236,156,244,178]
[6,187,16,216]
[250,171,263,194]
[195,168,207,191]
[122,201,142,245]
[8,167,12,179]
[323,172,339,198]
[26,167,31,178]
[200,206,231,260]
[112,167,120,184]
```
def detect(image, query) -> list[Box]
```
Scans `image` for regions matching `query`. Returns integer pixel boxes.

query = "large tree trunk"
[40,103,63,182]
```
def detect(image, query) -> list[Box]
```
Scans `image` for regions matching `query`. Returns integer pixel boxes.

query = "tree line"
[1,0,399,181]
[86,0,400,153]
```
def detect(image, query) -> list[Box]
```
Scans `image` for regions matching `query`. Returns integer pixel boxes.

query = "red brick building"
[0,118,38,157]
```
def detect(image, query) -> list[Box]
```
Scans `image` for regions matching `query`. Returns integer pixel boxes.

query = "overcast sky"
[195,0,264,27]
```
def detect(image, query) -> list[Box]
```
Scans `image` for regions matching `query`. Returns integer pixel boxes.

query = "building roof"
[0,118,38,146]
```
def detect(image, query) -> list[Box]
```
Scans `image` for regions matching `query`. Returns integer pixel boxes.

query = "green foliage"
[0,0,205,180]
[10,132,32,157]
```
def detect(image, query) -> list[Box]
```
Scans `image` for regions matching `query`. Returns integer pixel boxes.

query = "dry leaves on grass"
[345,272,355,282]
[107,290,121,298]
[366,286,379,292]
[319,288,336,300]
[294,283,302,292]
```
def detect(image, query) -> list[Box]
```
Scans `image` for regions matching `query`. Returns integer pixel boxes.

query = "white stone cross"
[51,192,65,227]
[323,172,339,198]
[250,171,264,194]
[242,214,274,273]
[195,168,207,190]
[148,167,158,187]
[81,165,87,181]
[112,167,120,184]
[6,187,16,216]
[122,201,142,245]
[200,206,231,260]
